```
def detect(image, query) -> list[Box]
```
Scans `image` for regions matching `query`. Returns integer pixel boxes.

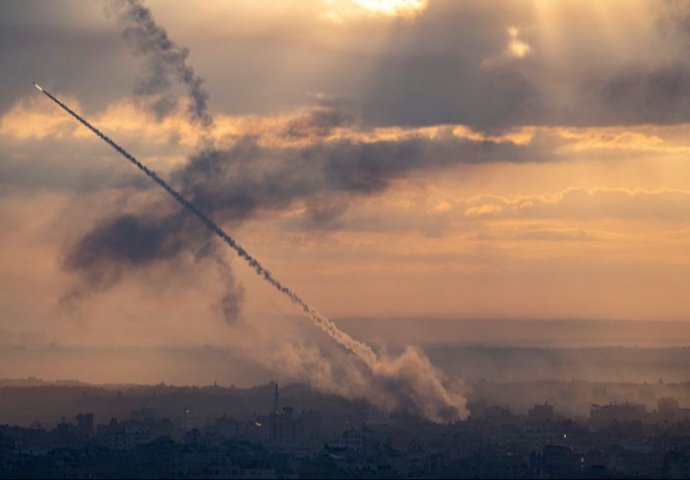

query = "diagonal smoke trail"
[35,84,378,368]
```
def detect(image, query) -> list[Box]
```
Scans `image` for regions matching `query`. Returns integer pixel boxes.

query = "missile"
[33,82,44,92]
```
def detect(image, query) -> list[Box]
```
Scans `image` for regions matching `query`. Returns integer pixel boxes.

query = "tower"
[273,381,280,414]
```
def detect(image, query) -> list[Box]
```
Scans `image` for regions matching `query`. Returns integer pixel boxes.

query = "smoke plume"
[44,0,472,421]
[106,0,212,127]
[38,85,467,421]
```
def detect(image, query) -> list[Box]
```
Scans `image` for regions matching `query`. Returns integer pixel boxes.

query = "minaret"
[273,381,280,414]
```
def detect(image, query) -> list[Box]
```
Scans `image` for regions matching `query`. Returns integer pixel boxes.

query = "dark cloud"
[595,2,690,125]
[61,209,246,323]
[4,0,690,130]
[59,0,218,314]
[359,0,690,130]
[64,132,539,285]
[177,133,539,218]
[281,99,355,139]
[0,1,135,115]
[601,64,690,124]
[300,195,350,230]
[363,56,545,132]
[64,212,201,286]
[359,1,546,131]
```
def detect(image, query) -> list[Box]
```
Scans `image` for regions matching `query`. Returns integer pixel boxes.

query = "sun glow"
[352,0,427,17]
[507,26,531,58]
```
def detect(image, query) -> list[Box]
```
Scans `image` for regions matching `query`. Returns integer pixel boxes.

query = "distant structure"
[247,381,322,454]
[75,413,94,437]
[658,397,679,415]
[590,402,647,428]
[528,402,555,423]
[657,397,690,422]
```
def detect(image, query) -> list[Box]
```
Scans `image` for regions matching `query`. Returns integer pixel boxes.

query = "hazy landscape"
[5,0,690,477]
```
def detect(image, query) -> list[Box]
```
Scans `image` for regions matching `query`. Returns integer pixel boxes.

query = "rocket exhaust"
[34,83,378,368]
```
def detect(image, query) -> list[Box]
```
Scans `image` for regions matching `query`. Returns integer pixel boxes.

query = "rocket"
[31,81,378,369]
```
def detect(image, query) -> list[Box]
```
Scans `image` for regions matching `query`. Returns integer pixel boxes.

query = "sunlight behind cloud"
[507,26,531,58]
[352,0,427,17]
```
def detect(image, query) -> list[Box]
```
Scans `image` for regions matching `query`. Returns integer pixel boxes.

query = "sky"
[3,0,690,359]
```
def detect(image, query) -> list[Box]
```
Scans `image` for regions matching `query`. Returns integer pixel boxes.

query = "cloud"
[280,98,355,139]
[64,212,199,285]
[464,203,502,217]
[506,26,531,59]
[602,63,690,124]
[6,0,690,131]
[60,129,537,304]
[352,0,428,17]
[0,1,143,116]
[357,0,690,131]
[273,186,690,245]
[458,188,690,222]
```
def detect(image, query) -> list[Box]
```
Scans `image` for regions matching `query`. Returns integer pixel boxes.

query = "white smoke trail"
[37,86,377,366]
[37,85,467,422]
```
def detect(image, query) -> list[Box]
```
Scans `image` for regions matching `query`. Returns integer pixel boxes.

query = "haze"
[3,0,690,393]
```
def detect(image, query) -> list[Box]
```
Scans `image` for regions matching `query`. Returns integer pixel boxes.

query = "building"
[590,402,647,429]
[528,402,555,423]
[251,382,323,455]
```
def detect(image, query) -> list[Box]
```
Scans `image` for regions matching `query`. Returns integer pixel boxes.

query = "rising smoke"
[38,84,467,422]
[65,134,534,297]
[49,0,470,422]
[106,0,212,127]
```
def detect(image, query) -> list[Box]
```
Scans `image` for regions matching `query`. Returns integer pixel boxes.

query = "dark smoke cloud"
[63,129,538,321]
[177,133,537,214]
[59,209,247,320]
[64,212,204,286]
[209,250,245,325]
[106,0,212,126]
[61,0,235,317]
[64,131,538,279]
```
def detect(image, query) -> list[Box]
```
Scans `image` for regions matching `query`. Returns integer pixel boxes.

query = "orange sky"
[3,0,690,354]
